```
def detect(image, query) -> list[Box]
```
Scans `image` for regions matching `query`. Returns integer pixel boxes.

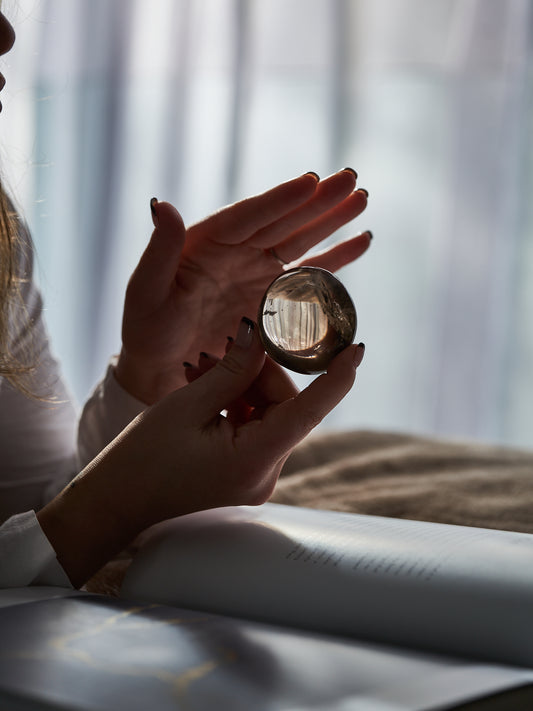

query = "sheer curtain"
[3,0,533,448]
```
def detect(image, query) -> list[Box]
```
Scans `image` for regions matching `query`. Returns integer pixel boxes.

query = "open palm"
[116,169,371,403]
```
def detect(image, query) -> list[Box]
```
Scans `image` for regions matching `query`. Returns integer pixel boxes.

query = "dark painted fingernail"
[150,197,159,227]
[354,342,365,367]
[357,188,369,198]
[365,230,373,241]
[183,361,193,368]
[199,352,209,359]
[236,317,254,348]
[227,336,234,343]
[304,171,320,181]
[343,167,358,180]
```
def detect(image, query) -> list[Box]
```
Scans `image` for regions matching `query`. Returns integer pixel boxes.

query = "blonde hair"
[0,179,36,396]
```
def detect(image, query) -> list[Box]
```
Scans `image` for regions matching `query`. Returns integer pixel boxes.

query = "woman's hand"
[115,169,370,403]
[37,321,365,588]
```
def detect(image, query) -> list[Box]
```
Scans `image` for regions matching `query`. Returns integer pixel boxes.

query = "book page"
[122,504,533,667]
[1,596,532,711]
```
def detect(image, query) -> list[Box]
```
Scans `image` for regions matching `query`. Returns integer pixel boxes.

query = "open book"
[1,504,532,711]
[117,503,533,709]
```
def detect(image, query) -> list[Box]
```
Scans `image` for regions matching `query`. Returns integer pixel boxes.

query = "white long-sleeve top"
[0,222,145,587]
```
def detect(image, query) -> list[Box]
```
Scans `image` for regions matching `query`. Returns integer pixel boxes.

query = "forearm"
[39,416,205,589]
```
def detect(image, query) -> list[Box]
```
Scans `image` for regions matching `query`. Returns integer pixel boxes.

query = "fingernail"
[235,317,254,348]
[150,197,159,227]
[227,336,234,343]
[343,167,358,180]
[354,342,365,367]
[357,188,369,198]
[183,361,193,368]
[199,352,209,360]
[304,171,320,181]
[365,230,373,241]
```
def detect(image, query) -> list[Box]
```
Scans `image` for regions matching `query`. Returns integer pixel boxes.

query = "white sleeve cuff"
[0,511,72,589]
[77,357,147,468]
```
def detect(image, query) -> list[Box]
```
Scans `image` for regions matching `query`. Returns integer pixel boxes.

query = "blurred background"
[1,0,532,448]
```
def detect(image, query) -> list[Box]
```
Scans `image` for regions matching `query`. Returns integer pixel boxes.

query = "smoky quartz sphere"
[258,267,357,374]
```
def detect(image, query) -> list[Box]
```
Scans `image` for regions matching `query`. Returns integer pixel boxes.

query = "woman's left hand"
[115,169,370,403]
[38,324,365,587]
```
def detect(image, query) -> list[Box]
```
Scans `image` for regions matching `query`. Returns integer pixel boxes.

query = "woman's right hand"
[37,321,365,588]
[115,169,370,404]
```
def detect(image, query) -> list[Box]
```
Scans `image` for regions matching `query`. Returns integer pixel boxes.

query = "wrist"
[37,458,141,588]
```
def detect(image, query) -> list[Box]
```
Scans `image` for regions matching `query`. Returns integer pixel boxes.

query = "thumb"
[183,318,267,422]
[127,199,186,309]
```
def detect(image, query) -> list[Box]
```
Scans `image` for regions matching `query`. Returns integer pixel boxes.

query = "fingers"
[184,340,299,416]
[186,173,320,246]
[126,200,186,310]
[247,169,360,252]
[297,231,373,273]
[185,169,368,269]
[183,352,219,383]
[245,343,365,460]
[268,188,369,265]
[180,319,266,423]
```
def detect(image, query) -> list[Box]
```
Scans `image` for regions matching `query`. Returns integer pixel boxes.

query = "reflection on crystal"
[262,300,329,352]
[258,267,357,374]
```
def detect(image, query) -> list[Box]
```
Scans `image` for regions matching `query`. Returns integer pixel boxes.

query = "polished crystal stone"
[258,267,357,374]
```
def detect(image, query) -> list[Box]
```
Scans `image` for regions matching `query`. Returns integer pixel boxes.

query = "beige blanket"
[272,430,533,533]
[87,429,533,595]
